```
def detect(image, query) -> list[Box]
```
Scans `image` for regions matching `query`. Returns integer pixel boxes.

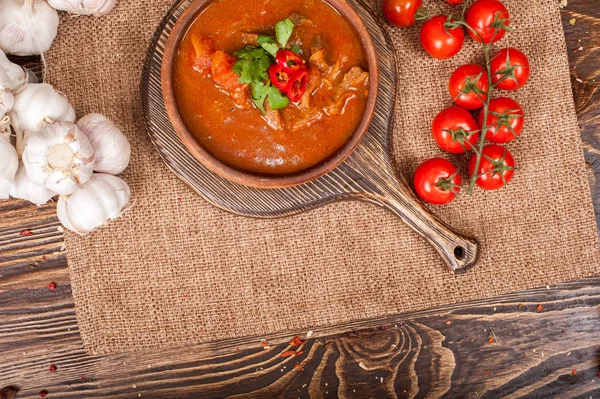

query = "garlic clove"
[0,49,27,91]
[0,0,59,56]
[9,83,75,153]
[0,115,11,140]
[0,135,19,200]
[57,173,131,235]
[22,121,95,195]
[9,161,57,205]
[47,0,116,15]
[76,113,131,175]
[0,88,14,116]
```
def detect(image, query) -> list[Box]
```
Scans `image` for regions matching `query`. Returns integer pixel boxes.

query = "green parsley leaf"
[290,45,302,55]
[232,46,272,84]
[267,86,290,110]
[257,35,279,57]
[251,82,269,114]
[234,46,267,60]
[275,18,294,48]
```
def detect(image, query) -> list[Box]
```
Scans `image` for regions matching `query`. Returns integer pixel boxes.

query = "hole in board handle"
[454,246,466,261]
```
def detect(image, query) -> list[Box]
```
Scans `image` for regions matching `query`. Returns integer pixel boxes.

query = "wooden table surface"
[1,2,599,398]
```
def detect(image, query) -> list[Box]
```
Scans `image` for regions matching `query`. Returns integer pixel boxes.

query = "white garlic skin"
[9,83,76,154]
[0,115,11,139]
[0,136,19,200]
[23,121,95,195]
[77,113,131,175]
[57,173,130,235]
[0,0,59,56]
[0,88,14,117]
[47,0,116,15]
[0,49,27,91]
[9,161,56,205]
[10,83,75,133]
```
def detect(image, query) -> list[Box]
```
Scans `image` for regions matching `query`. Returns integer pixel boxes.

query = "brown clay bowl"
[161,0,379,189]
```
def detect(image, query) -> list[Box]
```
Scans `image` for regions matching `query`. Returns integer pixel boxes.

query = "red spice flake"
[235,348,240,352]
[561,330,566,334]
[49,364,57,372]
[42,256,47,262]
[294,363,304,371]
[39,391,48,398]
[572,369,577,375]
[536,304,544,312]
[596,371,600,377]
[289,336,304,347]
[48,282,56,291]
[177,197,182,202]
[485,369,491,374]
[261,341,269,347]
[20,230,35,237]
[80,376,85,380]
[488,337,494,344]
[295,350,304,356]
[445,320,452,325]
[281,350,297,358]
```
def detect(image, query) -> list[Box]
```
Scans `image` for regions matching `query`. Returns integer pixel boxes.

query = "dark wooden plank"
[1,0,599,398]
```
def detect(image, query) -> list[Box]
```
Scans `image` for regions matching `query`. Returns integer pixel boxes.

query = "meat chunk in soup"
[186,32,368,130]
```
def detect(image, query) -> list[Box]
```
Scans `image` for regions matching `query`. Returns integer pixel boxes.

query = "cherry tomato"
[383,0,423,28]
[444,0,464,4]
[275,50,305,73]
[414,158,462,205]
[465,0,510,44]
[469,145,515,190]
[420,16,465,59]
[449,64,489,110]
[432,106,479,154]
[479,97,524,143]
[490,48,530,90]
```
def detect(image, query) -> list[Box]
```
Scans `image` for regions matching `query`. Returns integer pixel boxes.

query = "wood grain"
[1,1,599,397]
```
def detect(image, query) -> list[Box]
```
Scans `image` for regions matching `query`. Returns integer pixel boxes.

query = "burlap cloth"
[46,0,600,355]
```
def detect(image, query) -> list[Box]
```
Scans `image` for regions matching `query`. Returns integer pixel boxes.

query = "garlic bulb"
[9,161,56,205]
[76,113,130,174]
[47,0,116,15]
[9,83,75,153]
[0,49,27,91]
[23,122,95,195]
[57,173,130,235]
[0,0,59,56]
[0,136,19,200]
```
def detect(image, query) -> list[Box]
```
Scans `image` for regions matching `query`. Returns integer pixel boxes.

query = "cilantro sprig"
[232,18,297,113]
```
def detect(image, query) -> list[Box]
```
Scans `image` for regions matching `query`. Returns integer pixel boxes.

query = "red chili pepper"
[286,69,308,103]
[269,64,293,93]
[276,49,304,73]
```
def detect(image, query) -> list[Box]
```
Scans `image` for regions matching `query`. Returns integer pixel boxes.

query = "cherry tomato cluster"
[269,50,308,102]
[383,0,531,205]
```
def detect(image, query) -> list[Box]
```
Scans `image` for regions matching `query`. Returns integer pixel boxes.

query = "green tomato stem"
[466,43,493,195]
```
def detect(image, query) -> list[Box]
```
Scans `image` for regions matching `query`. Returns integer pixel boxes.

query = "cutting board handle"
[349,164,480,274]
